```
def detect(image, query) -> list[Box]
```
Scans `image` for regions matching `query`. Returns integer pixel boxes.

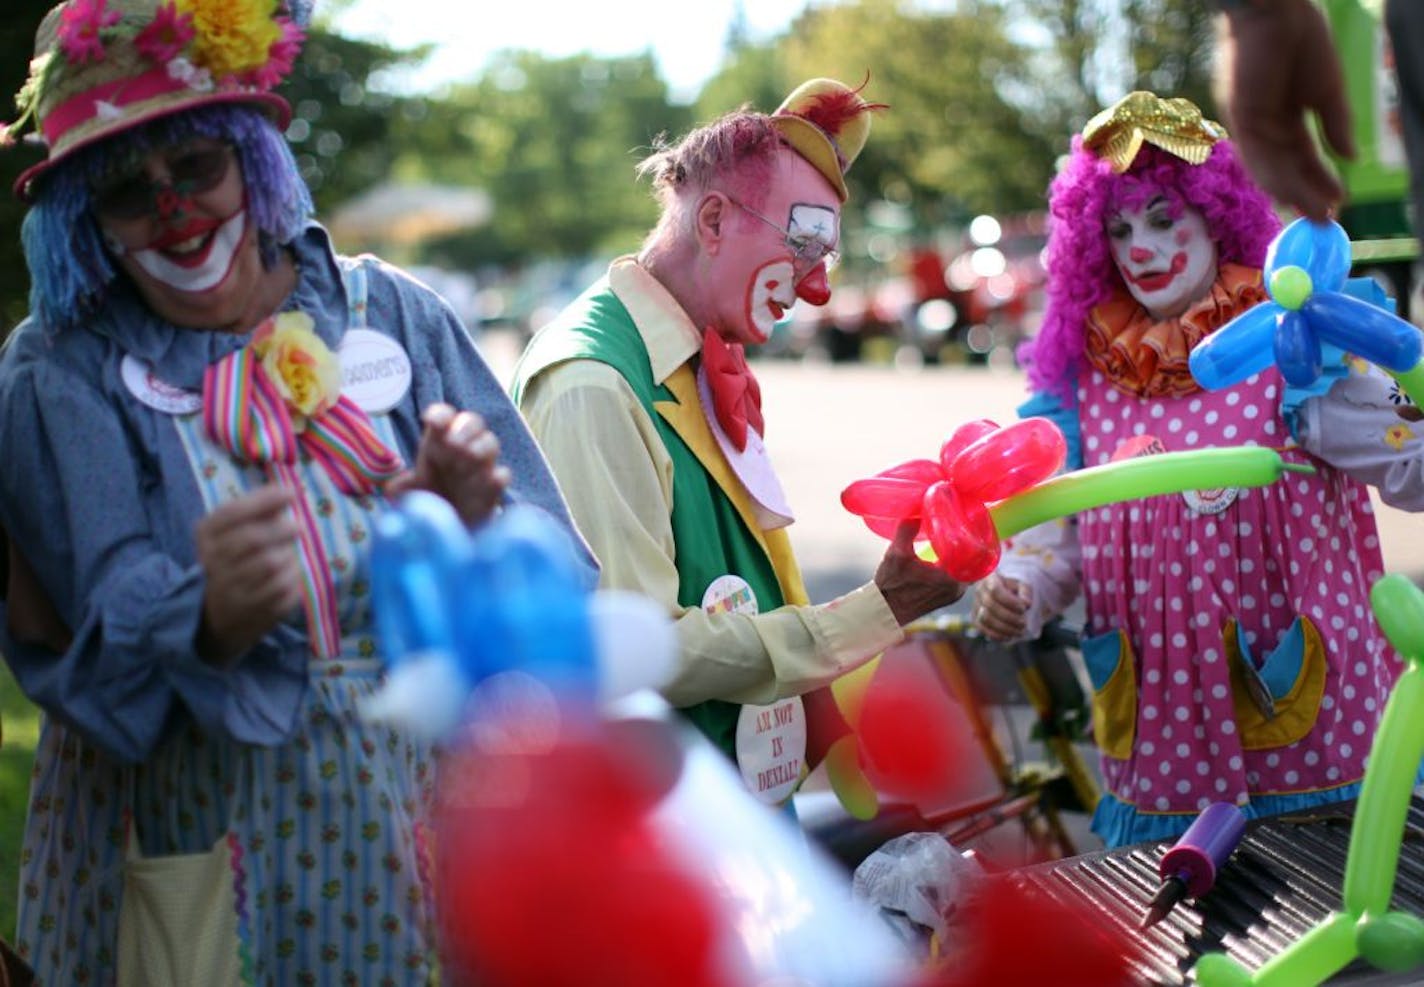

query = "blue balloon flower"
[1189,218,1422,390]
[367,492,599,738]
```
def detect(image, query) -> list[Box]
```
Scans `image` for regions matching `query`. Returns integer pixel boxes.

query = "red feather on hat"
[790,81,887,142]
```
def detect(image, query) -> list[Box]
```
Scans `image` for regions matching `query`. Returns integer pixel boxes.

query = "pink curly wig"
[1024,137,1282,401]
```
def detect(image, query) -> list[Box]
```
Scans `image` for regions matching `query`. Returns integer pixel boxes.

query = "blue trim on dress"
[1091,759,1424,848]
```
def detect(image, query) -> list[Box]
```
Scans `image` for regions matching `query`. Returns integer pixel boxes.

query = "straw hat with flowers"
[3,0,305,199]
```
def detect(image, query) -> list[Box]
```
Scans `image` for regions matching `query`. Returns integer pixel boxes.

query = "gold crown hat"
[1081,91,1228,173]
[5,0,305,200]
[770,77,885,202]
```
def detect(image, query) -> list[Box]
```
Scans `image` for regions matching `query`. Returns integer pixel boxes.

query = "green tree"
[278,27,432,215]
[398,50,691,269]
[1007,0,1216,128]
[0,1,58,334]
[775,0,1063,225]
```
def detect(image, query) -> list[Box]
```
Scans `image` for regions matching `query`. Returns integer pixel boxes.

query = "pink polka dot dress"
[1076,364,1401,847]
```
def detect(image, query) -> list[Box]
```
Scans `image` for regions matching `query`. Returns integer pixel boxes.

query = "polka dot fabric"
[1077,365,1399,846]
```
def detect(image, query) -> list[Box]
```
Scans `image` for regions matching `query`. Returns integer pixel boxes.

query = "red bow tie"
[701,327,764,452]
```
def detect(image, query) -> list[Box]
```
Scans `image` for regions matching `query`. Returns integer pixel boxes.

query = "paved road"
[478,328,1424,604]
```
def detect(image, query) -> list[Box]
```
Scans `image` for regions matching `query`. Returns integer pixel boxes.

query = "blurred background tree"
[0,0,1217,336]
[0,0,53,334]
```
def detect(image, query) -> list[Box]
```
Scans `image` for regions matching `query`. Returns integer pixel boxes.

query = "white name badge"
[735,697,807,805]
[121,354,203,415]
[339,328,411,414]
[702,573,808,804]
[1183,486,1240,516]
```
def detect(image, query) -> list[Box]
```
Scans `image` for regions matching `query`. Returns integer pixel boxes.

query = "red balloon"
[950,418,1066,503]
[437,723,731,987]
[861,514,918,541]
[923,876,1138,986]
[938,419,1001,474]
[840,418,1069,579]
[855,669,966,807]
[922,481,1000,582]
[840,474,929,520]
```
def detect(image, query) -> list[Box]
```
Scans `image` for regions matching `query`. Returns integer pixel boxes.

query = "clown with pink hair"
[973,91,1424,848]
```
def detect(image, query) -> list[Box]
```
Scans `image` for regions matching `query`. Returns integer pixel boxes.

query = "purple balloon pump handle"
[1141,802,1248,929]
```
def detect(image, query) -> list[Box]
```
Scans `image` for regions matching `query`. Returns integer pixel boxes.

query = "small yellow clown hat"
[771,77,884,203]
[1081,91,1227,173]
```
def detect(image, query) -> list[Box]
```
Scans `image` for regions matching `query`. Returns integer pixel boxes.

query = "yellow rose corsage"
[251,310,341,421]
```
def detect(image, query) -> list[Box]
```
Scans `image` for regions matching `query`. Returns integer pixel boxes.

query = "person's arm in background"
[1213,0,1355,220]
[974,518,1084,643]
[1290,358,1424,510]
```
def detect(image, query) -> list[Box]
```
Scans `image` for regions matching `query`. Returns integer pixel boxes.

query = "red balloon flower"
[840,418,1067,582]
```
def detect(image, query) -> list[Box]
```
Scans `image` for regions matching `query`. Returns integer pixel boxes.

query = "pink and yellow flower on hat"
[57,0,121,64]
[133,2,194,63]
[177,0,281,81]
[252,311,342,421]
[5,0,306,200]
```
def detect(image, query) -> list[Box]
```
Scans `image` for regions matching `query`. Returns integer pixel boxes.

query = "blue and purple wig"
[20,102,313,332]
[1024,137,1281,402]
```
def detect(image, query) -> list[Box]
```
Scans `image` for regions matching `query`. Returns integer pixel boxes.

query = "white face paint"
[745,259,797,343]
[128,207,248,293]
[1106,196,1218,320]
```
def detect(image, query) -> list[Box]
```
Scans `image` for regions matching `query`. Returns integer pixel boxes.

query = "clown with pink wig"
[973,91,1423,848]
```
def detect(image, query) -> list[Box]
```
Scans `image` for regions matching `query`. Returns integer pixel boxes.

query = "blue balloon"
[1191,217,1422,393]
[453,506,598,697]
[370,490,471,669]
[1266,218,1352,293]
[1188,300,1278,389]
[1274,309,1324,387]
[1307,291,1424,372]
[371,493,600,713]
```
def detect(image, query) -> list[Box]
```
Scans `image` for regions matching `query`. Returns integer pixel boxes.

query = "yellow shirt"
[515,256,902,708]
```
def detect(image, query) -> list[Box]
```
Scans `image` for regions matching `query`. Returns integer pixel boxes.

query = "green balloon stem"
[1388,360,1424,411]
[988,447,1290,540]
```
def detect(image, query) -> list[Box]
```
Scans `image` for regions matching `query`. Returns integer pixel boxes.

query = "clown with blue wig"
[0,1,593,982]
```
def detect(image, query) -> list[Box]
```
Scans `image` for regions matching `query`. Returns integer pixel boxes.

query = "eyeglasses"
[724,194,840,273]
[92,143,234,221]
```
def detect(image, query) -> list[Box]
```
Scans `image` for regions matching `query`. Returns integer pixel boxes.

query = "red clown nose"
[796,263,831,305]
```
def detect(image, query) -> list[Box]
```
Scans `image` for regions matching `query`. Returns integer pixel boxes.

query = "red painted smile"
[1126,251,1188,293]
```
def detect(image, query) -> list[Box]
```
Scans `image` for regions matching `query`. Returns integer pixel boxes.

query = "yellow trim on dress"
[1225,616,1327,750]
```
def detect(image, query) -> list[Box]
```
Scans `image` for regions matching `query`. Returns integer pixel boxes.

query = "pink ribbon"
[203,345,405,657]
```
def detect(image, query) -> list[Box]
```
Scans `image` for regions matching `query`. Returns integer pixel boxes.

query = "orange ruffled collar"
[1084,263,1268,398]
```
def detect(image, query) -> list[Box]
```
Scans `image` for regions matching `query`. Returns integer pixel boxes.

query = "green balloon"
[989,447,1296,540]
[1251,912,1358,987]
[1357,911,1424,972]
[1191,953,1254,987]
[1343,668,1424,913]
[1371,574,1424,664]
[1270,265,1314,310]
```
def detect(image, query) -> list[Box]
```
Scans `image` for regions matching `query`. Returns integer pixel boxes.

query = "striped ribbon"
[202,345,405,658]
